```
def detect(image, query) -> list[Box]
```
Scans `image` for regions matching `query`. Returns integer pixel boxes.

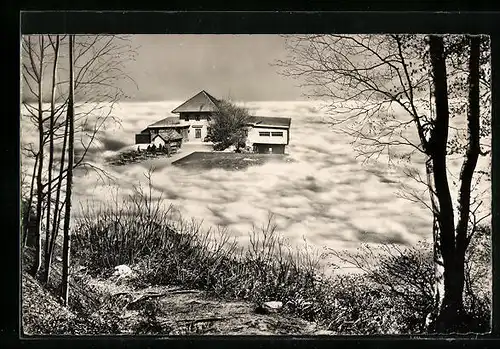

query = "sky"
[124,35,306,101]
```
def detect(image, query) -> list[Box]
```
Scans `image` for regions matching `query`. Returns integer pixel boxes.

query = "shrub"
[463,224,491,332]
[72,172,179,275]
[22,271,122,335]
[327,231,491,334]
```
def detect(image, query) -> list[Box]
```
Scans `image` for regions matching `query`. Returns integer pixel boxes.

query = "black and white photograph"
[20,32,492,335]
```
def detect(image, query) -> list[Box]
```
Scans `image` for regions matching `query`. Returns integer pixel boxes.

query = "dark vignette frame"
[3,8,499,349]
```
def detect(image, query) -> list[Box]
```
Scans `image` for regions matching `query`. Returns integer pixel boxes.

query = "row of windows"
[183,114,210,122]
[259,131,284,137]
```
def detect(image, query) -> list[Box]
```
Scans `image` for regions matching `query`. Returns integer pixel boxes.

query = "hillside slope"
[22,270,333,336]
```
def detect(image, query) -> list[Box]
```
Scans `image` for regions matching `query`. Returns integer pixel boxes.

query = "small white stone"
[113,264,133,278]
[263,301,283,310]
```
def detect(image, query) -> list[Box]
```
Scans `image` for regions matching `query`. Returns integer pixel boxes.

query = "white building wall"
[247,127,288,145]
[187,121,210,142]
[181,113,211,142]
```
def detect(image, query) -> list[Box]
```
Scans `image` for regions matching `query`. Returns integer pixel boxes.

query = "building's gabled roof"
[171,90,220,113]
[148,116,180,128]
[247,116,292,128]
[153,129,183,142]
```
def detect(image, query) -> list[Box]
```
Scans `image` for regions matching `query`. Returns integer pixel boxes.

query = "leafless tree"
[276,34,490,332]
[21,34,136,290]
[61,34,75,306]
[22,35,51,276]
[43,35,60,281]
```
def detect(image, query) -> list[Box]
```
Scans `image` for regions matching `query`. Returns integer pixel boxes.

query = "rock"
[256,301,283,314]
[112,264,133,279]
[264,301,283,310]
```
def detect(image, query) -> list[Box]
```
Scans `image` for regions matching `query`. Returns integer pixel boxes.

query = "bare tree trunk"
[424,159,445,331]
[456,35,481,259]
[31,36,45,277]
[23,155,38,248]
[429,34,469,333]
[442,35,480,331]
[61,35,75,306]
[42,35,60,284]
[49,115,68,266]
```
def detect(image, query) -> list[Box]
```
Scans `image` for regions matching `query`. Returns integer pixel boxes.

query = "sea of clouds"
[20,100,491,270]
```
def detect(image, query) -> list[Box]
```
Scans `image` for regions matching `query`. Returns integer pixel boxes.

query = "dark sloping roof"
[171,90,220,113]
[248,116,291,128]
[153,129,183,142]
[203,90,221,107]
[148,116,181,128]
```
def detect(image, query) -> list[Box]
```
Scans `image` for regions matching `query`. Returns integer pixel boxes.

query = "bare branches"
[277,35,431,164]
[278,33,491,332]
[21,34,136,289]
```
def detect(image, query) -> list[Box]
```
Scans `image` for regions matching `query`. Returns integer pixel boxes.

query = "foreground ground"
[22,270,333,336]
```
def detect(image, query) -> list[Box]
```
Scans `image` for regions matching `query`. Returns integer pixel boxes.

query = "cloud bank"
[21,100,491,271]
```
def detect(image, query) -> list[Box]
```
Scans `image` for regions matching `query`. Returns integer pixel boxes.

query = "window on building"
[184,114,189,121]
[259,132,270,136]
[271,131,283,137]
[195,128,201,138]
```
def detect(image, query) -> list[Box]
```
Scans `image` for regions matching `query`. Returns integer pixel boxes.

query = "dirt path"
[90,277,333,335]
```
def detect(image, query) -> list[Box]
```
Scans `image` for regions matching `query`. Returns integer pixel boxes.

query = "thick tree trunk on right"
[428,34,482,333]
[428,35,466,333]
[440,35,481,332]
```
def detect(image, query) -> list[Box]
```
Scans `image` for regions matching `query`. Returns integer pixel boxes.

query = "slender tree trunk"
[61,35,75,306]
[42,35,60,284]
[48,112,68,281]
[424,158,445,331]
[23,155,39,248]
[31,36,45,277]
[456,35,481,259]
[50,48,70,261]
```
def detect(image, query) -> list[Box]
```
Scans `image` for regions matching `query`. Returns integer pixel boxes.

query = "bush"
[463,224,491,332]
[22,271,122,335]
[327,232,491,334]
[72,173,179,275]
